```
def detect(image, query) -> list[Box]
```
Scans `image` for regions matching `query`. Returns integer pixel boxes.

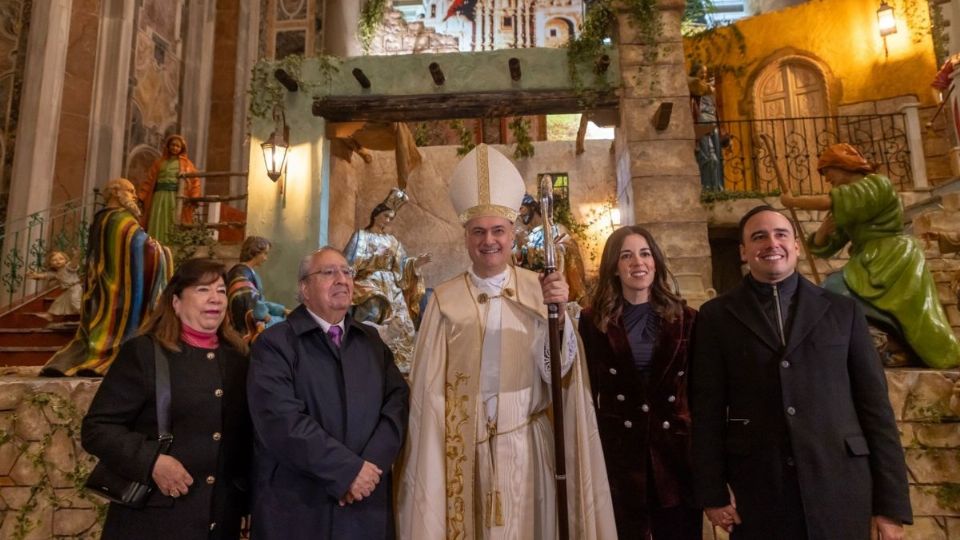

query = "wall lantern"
[877,1,897,57]
[261,105,289,182]
[877,1,897,37]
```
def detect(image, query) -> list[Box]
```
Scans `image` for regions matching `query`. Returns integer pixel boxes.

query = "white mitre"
[449,144,525,224]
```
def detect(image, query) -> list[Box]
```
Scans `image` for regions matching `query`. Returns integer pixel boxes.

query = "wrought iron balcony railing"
[0,192,102,312]
[696,113,913,195]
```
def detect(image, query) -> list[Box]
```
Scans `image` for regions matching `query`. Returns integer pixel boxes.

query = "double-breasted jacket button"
[662,421,671,430]
[786,406,797,416]
[212,432,222,441]
[206,352,215,360]
[206,475,216,485]
[616,394,625,402]
[623,420,633,428]
[214,389,224,398]
[641,404,650,413]
[609,367,617,375]
[210,523,217,531]
[667,395,676,403]
[677,370,685,377]
[781,360,791,368]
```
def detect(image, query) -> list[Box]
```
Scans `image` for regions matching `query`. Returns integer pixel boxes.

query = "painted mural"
[125,0,185,185]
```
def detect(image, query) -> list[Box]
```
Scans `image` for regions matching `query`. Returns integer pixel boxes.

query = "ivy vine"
[509,117,534,159]
[451,120,476,157]
[700,188,781,204]
[358,0,389,54]
[3,390,105,540]
[248,54,340,122]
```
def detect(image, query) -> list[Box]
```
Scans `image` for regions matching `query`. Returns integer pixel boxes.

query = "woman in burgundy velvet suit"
[579,226,702,539]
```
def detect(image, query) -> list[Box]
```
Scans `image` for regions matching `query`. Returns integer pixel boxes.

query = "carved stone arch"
[739,48,841,119]
[544,16,575,48]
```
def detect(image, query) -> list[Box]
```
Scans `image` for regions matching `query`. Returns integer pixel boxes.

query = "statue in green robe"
[781,143,960,369]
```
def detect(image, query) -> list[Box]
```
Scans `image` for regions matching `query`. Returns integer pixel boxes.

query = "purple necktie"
[327,325,343,348]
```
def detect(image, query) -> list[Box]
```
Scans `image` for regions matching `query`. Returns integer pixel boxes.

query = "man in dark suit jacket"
[248,247,409,539]
[690,206,911,540]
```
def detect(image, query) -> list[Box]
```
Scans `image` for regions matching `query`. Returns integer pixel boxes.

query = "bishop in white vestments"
[396,144,616,540]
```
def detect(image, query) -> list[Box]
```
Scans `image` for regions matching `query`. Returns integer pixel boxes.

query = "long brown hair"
[588,226,683,333]
[139,258,247,354]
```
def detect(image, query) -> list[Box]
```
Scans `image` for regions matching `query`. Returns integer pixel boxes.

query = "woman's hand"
[152,454,193,498]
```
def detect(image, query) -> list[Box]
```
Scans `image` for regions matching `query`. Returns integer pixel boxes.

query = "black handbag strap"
[152,340,173,444]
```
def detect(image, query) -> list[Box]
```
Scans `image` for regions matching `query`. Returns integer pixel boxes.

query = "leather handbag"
[84,340,174,508]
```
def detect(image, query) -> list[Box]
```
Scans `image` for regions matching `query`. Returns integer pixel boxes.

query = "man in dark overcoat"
[248,247,409,539]
[690,206,911,540]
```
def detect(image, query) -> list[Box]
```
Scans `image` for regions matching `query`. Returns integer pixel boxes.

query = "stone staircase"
[0,290,77,367]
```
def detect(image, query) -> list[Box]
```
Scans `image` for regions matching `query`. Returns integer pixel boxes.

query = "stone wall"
[0,368,957,538]
[0,373,102,540]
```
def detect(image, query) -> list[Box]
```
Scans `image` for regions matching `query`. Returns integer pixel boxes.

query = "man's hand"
[539,271,569,323]
[339,461,382,506]
[873,515,904,540]
[152,454,193,498]
[705,504,742,533]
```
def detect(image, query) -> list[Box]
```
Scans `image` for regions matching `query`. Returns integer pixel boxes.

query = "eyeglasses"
[304,266,356,280]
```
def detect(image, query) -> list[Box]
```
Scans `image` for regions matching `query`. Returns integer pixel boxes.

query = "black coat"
[690,275,912,539]
[248,306,409,540]
[82,335,251,540]
[580,305,699,536]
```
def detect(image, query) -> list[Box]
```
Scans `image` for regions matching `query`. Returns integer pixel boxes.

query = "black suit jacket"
[248,306,409,540]
[690,275,911,539]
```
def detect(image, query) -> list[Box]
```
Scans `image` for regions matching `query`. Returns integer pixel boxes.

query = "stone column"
[83,0,135,193]
[6,0,72,225]
[230,0,260,197]
[323,0,363,57]
[899,100,929,191]
[615,0,712,287]
[180,0,217,170]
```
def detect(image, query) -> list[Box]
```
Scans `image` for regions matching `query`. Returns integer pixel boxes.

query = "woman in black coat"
[82,258,251,540]
[579,226,702,539]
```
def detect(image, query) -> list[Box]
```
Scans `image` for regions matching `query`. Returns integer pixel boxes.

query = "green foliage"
[684,23,751,83]
[358,0,389,53]
[565,1,618,101]
[700,189,781,204]
[937,483,960,511]
[4,390,105,540]
[168,223,217,267]
[929,1,950,67]
[682,0,717,35]
[450,120,476,157]
[509,117,534,159]
[248,55,340,121]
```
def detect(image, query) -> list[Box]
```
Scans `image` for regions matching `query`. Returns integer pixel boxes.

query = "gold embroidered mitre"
[449,144,525,224]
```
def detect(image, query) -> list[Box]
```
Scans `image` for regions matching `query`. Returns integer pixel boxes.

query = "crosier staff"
[539,175,569,540]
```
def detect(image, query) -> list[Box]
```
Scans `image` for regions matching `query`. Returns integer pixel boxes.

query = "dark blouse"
[622,301,661,372]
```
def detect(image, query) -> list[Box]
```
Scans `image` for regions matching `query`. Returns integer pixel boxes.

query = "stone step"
[0,346,61,366]
[0,326,74,347]
[903,176,960,224]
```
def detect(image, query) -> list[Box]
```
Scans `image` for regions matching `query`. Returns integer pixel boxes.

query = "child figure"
[26,250,81,321]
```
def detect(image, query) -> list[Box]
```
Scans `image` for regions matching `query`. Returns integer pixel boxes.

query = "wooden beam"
[312,89,618,122]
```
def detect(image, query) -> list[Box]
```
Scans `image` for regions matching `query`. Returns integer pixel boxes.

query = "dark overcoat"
[82,335,251,540]
[579,305,698,535]
[690,275,912,539]
[248,306,409,540]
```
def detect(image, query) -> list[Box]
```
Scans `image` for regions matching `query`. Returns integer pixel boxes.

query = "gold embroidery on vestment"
[445,372,470,539]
